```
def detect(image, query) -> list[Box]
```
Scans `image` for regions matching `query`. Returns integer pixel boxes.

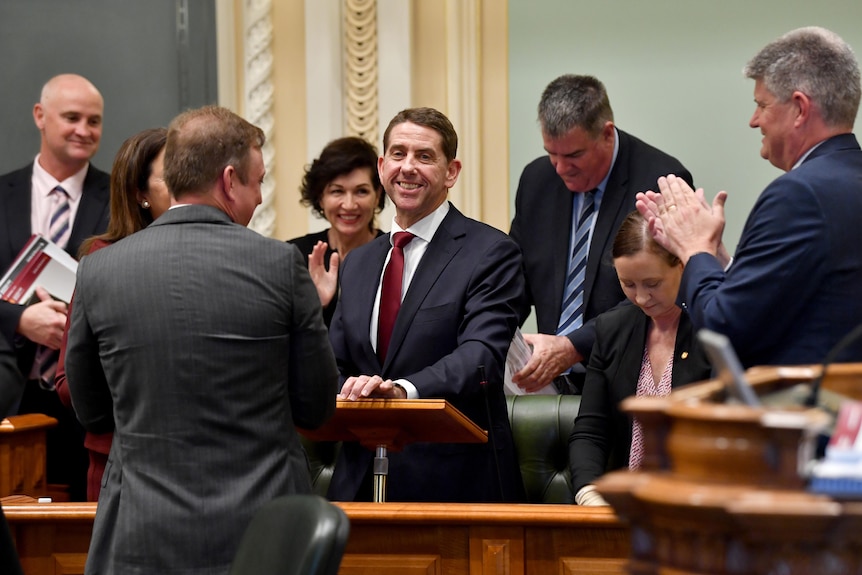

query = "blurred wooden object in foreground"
[597,363,862,575]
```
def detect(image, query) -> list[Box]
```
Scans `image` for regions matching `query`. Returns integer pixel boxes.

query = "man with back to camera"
[638,26,862,368]
[327,107,525,503]
[509,74,693,394]
[0,73,109,500]
[65,105,338,575]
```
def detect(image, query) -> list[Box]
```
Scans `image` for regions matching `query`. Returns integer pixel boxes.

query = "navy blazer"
[680,133,862,367]
[568,305,711,494]
[510,130,692,360]
[0,162,109,359]
[328,204,526,502]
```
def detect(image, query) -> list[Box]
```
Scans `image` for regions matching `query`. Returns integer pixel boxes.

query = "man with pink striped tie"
[0,73,110,501]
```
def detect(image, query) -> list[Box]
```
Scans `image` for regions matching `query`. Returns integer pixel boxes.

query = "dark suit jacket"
[510,130,692,360]
[328,204,525,502]
[0,506,23,575]
[680,133,862,367]
[0,162,110,359]
[66,205,339,575]
[568,305,711,494]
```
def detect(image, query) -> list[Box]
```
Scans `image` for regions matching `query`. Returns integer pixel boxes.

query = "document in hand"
[504,327,556,395]
[0,234,78,304]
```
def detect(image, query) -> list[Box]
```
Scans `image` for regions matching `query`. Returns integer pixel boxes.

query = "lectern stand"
[300,398,487,502]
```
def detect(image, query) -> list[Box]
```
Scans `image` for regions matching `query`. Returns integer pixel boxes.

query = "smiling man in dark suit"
[0,73,109,500]
[328,107,525,503]
[509,74,693,395]
[638,27,862,368]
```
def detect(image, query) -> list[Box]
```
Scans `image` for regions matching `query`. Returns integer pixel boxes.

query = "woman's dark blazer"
[288,228,384,327]
[568,304,712,494]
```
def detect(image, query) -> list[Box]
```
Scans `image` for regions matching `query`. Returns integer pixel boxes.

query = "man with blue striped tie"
[0,74,110,500]
[510,74,693,394]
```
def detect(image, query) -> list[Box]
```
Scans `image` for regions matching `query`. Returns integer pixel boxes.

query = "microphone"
[804,323,862,408]
[479,365,505,500]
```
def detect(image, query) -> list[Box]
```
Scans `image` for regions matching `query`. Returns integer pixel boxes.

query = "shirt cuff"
[394,378,418,399]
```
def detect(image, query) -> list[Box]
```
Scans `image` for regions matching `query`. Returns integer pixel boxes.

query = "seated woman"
[569,210,712,506]
[54,127,170,502]
[288,137,385,326]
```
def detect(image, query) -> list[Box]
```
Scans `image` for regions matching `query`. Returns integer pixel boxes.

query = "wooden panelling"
[3,500,629,575]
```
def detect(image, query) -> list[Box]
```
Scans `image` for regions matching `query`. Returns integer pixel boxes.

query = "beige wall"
[220,0,509,239]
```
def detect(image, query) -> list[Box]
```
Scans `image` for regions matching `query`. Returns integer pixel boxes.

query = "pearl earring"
[142,200,151,209]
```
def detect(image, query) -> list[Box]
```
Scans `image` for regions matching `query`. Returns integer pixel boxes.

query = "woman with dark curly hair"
[288,136,385,326]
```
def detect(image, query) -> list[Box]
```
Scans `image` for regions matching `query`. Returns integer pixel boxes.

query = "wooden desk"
[0,415,57,499]
[3,500,629,575]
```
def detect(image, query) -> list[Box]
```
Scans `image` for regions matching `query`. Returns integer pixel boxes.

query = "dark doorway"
[0,0,218,174]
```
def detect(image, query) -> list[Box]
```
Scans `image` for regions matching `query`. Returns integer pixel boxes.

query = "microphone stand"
[804,323,862,407]
[479,365,505,501]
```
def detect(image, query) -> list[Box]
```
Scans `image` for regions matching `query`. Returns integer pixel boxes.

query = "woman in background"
[55,127,169,501]
[288,136,385,326]
[568,211,712,506]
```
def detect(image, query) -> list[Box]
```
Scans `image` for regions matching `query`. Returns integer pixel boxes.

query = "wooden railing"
[3,498,629,575]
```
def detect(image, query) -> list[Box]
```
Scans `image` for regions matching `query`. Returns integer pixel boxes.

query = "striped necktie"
[32,186,72,390]
[556,190,596,337]
[49,185,71,248]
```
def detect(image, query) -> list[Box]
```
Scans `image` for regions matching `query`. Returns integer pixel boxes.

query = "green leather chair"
[301,393,581,504]
[229,494,349,575]
[506,394,579,504]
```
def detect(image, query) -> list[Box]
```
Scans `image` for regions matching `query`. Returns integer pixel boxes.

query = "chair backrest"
[506,394,580,504]
[229,494,350,575]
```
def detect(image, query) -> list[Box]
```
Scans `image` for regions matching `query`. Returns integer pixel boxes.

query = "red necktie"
[377,232,414,362]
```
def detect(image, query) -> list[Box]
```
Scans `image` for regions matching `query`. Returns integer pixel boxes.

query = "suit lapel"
[550,178,575,316]
[362,238,391,368]
[1,166,34,265]
[671,312,700,388]
[618,309,649,397]
[383,207,465,369]
[584,131,631,307]
[68,165,109,257]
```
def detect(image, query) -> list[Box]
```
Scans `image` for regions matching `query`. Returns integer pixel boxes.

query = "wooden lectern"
[595,363,862,575]
[300,398,487,502]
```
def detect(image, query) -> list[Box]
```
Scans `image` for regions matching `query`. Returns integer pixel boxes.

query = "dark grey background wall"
[0,0,218,175]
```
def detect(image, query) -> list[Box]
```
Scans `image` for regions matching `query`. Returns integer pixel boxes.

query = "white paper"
[504,328,557,395]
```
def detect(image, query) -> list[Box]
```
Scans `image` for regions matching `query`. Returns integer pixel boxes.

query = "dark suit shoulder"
[593,303,644,343]
[286,229,330,264]
[0,164,33,189]
[82,164,110,197]
[442,206,520,255]
[616,129,686,163]
[516,155,558,189]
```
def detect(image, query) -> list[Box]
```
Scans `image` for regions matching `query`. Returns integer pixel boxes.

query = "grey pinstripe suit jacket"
[66,205,338,575]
